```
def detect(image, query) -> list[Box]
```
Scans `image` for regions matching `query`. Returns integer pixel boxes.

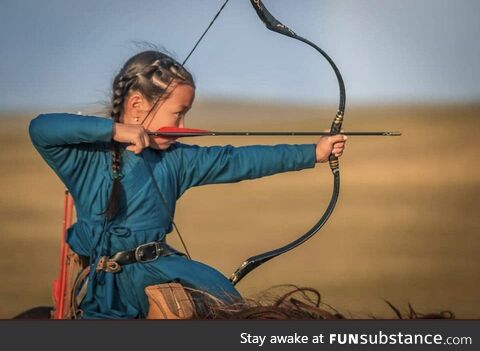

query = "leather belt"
[96,241,185,273]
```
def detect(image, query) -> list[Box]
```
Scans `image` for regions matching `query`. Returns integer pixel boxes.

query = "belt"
[96,241,185,273]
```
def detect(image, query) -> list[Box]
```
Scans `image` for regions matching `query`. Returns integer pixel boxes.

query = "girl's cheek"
[149,137,175,150]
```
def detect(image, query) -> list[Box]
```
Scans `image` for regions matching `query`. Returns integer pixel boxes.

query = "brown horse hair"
[12,285,455,320]
[187,285,454,320]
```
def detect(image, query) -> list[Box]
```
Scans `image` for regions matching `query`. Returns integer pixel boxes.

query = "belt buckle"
[135,241,160,263]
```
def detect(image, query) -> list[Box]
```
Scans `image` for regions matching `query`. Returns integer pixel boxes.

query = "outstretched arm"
[174,143,317,196]
[173,129,347,196]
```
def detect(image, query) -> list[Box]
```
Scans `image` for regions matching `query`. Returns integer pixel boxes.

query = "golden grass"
[0,102,479,318]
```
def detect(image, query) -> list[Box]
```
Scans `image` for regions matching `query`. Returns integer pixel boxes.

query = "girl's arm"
[29,113,113,195]
[173,143,316,196]
[29,113,113,147]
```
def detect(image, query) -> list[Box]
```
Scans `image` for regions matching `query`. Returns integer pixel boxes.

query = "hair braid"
[103,50,195,219]
[103,73,136,219]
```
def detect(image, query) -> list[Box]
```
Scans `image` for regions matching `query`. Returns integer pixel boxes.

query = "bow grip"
[328,111,344,174]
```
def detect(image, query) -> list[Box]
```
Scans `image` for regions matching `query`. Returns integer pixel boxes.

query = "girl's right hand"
[112,123,150,154]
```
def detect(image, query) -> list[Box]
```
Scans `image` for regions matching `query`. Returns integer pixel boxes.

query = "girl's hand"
[113,123,150,154]
[316,132,347,163]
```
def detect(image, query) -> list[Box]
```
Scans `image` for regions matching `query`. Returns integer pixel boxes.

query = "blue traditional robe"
[29,113,316,318]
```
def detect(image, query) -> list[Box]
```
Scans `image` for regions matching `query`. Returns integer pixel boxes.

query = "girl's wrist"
[112,122,121,141]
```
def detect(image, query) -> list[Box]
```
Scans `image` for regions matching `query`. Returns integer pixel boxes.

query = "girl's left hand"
[315,133,347,163]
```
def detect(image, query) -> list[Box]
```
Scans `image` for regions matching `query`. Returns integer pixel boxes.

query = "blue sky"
[1,0,479,111]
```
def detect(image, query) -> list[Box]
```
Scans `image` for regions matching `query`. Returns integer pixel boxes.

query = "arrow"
[148,127,401,138]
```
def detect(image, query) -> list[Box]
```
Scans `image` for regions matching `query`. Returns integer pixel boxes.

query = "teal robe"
[29,113,316,319]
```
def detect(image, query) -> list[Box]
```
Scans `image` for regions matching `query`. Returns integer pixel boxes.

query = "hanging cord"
[141,155,192,260]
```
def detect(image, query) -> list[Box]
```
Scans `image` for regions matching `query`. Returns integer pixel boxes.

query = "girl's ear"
[123,93,149,123]
[126,93,146,111]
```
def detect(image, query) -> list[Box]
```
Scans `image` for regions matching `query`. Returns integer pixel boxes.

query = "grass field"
[0,101,479,318]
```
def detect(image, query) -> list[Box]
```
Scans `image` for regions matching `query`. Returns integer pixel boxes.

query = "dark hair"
[191,286,344,320]
[189,285,455,320]
[104,50,195,219]
[13,286,455,320]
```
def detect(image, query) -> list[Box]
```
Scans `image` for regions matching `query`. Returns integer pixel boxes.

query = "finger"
[126,145,135,153]
[139,136,148,152]
[143,133,150,147]
[133,137,144,154]
[324,128,347,135]
[134,144,142,154]
[137,126,149,147]
[137,144,145,154]
[329,135,347,144]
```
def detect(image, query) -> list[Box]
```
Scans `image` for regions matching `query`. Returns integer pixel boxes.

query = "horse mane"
[188,285,454,320]
[12,285,454,320]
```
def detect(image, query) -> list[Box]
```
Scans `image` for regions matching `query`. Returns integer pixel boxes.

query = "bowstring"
[181,0,231,67]
[140,0,231,127]
[141,0,231,257]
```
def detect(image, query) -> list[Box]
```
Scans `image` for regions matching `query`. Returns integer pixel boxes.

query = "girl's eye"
[175,110,188,120]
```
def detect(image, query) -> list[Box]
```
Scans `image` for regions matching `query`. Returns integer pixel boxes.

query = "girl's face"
[144,84,195,150]
[123,83,195,150]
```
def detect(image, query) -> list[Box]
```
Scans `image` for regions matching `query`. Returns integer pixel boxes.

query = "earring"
[134,117,139,122]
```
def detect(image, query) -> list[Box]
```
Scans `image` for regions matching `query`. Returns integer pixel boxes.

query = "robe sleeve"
[28,113,114,196]
[174,143,317,196]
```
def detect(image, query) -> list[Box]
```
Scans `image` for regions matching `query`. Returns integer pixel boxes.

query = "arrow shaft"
[147,131,401,137]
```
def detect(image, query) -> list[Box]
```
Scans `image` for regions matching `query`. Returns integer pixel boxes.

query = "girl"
[29,50,346,319]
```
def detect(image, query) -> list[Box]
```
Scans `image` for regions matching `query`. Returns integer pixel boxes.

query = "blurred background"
[1,0,479,318]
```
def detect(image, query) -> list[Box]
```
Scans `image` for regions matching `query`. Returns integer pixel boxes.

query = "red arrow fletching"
[152,127,211,137]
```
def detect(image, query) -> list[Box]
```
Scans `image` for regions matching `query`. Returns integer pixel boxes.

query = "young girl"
[29,50,346,319]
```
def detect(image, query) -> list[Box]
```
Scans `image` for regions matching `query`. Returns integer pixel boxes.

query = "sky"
[1,0,480,111]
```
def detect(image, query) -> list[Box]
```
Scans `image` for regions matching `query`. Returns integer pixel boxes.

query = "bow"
[153,1,357,285]
[228,0,347,285]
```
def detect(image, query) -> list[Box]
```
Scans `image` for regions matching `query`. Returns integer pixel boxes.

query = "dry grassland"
[0,102,478,318]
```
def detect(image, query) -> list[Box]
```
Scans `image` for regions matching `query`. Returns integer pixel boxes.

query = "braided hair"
[104,51,195,219]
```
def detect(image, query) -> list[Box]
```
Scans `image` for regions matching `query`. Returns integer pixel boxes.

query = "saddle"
[144,283,196,319]
[52,249,199,319]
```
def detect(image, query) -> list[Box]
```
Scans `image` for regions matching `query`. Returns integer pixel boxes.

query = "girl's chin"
[150,140,176,150]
